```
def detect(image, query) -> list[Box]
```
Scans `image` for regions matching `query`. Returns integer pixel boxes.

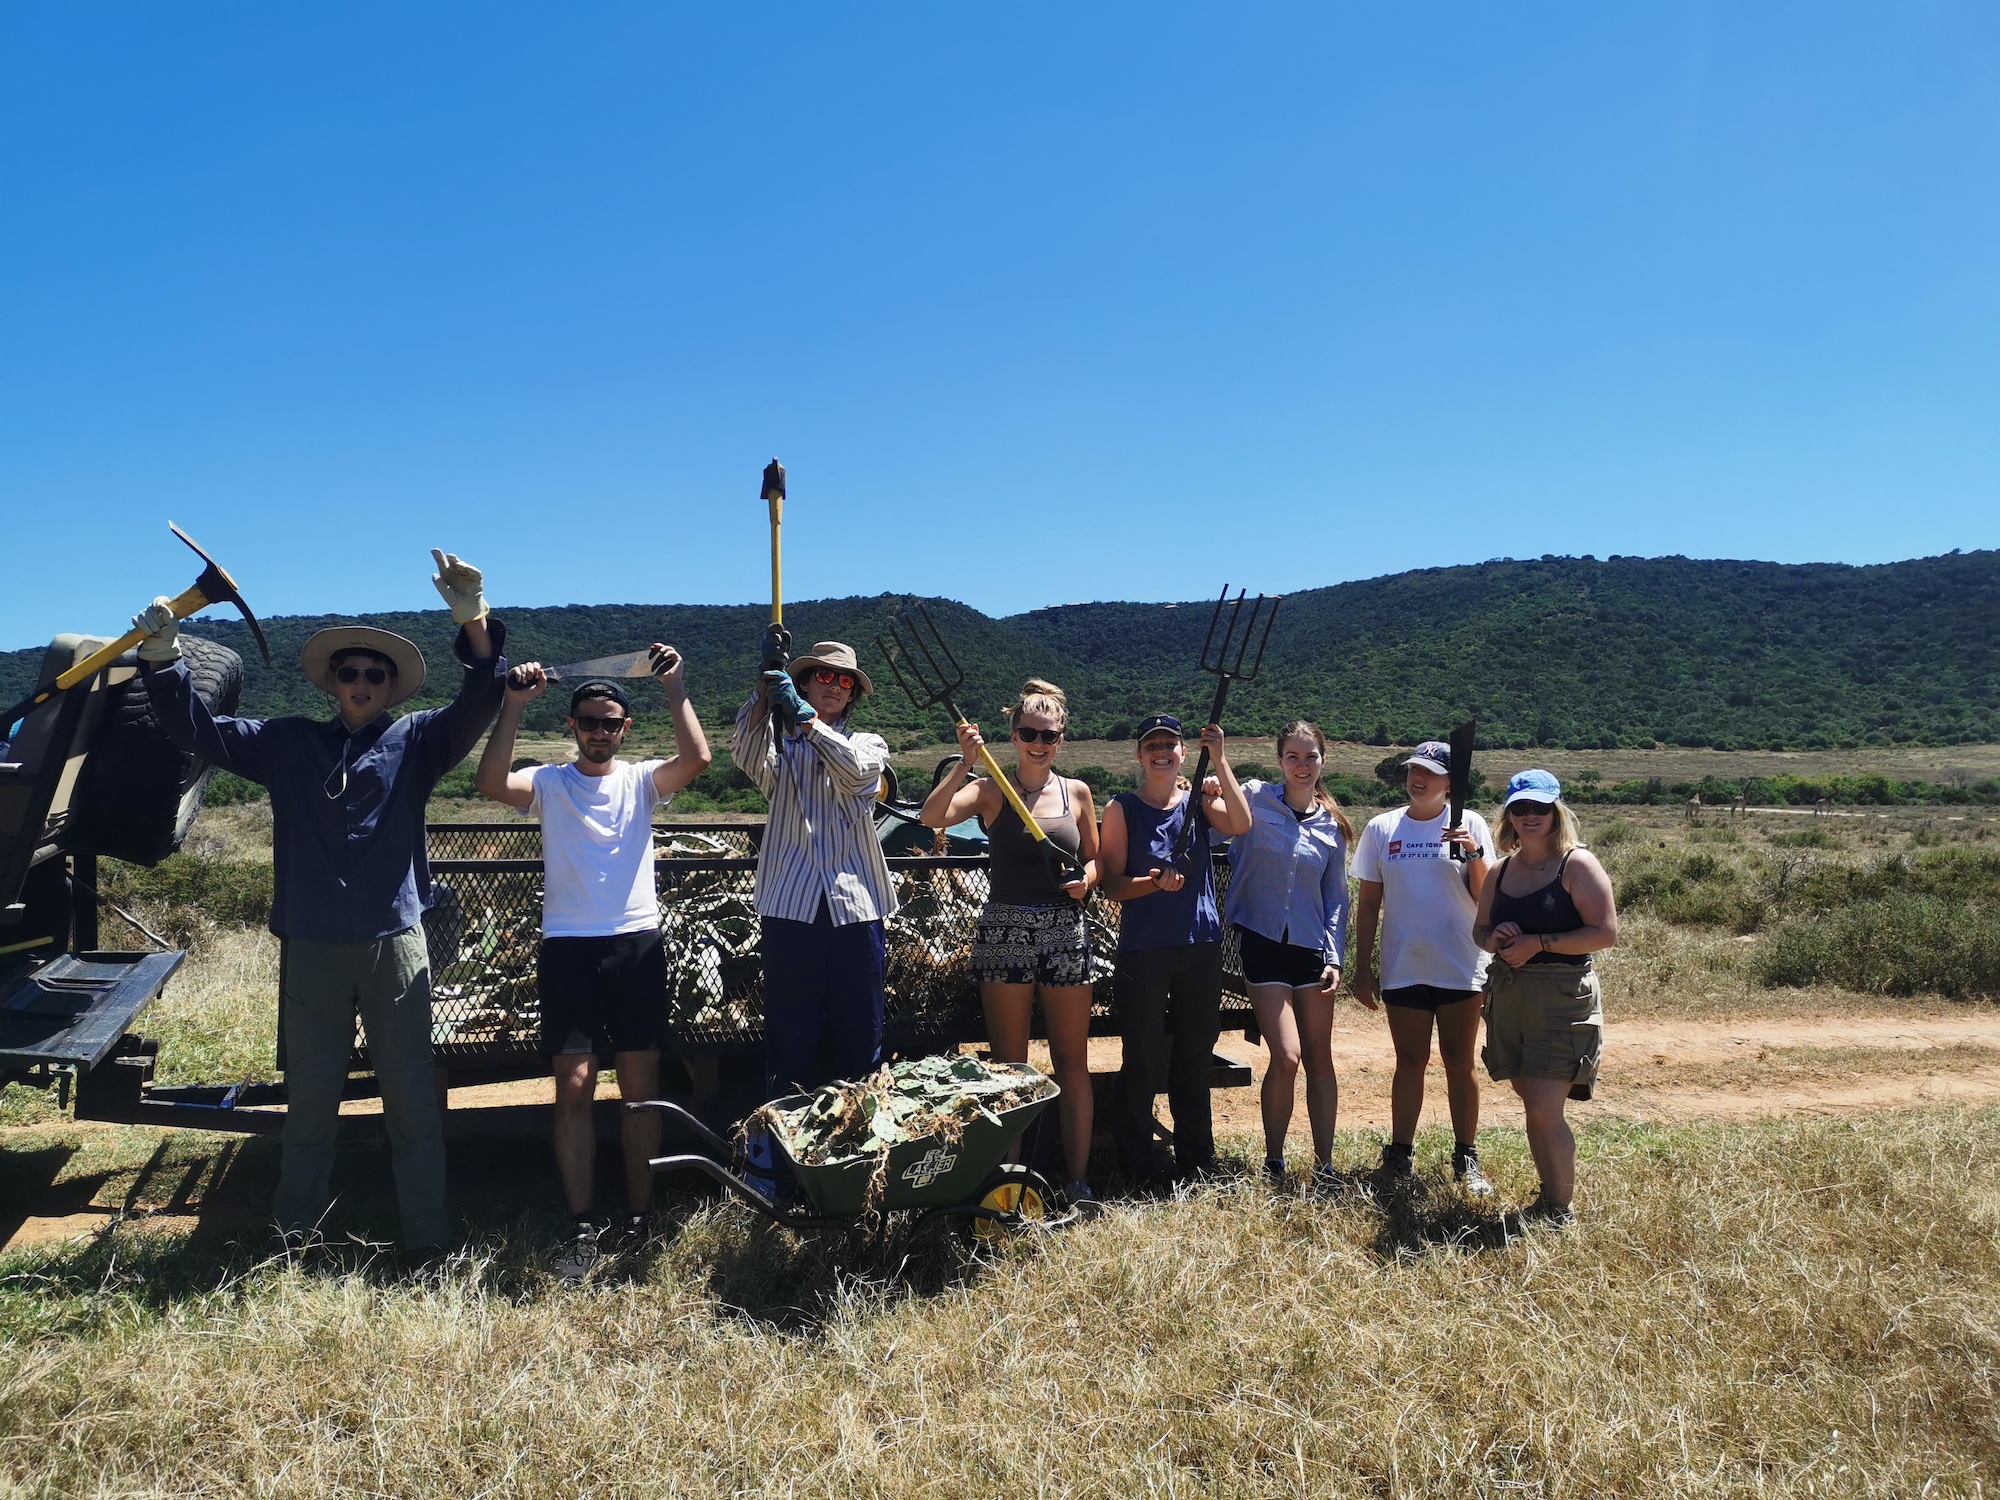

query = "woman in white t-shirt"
[1348,739,1495,1195]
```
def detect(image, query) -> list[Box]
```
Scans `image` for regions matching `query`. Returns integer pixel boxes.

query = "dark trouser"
[1112,942,1224,1178]
[760,901,887,1100]
[275,928,448,1247]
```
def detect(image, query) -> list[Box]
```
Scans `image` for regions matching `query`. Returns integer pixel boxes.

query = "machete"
[545,649,672,682]
[1447,718,1477,862]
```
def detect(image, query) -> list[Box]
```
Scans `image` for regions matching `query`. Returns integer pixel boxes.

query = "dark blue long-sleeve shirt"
[142,621,509,944]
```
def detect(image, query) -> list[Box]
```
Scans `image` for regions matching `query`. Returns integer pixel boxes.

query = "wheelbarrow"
[628,1077,1074,1239]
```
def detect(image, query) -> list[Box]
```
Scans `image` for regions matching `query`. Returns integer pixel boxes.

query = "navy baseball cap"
[1402,740,1452,775]
[1135,714,1184,743]
[569,680,632,716]
[1504,768,1562,805]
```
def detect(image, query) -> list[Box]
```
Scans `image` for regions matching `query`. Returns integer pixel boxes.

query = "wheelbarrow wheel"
[969,1163,1053,1242]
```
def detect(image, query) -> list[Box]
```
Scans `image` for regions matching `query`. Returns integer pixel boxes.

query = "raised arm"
[730,684,779,799]
[920,723,997,828]
[1200,724,1253,836]
[475,664,543,809]
[645,644,713,799]
[132,600,276,784]
[412,618,511,780]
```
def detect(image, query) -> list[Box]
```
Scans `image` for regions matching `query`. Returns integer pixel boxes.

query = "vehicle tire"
[63,636,245,866]
[968,1162,1053,1243]
[876,764,899,805]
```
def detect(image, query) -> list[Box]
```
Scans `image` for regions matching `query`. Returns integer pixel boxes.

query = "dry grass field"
[4,781,1998,1495]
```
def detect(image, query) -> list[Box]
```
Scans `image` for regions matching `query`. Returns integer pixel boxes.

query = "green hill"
[5,551,1995,751]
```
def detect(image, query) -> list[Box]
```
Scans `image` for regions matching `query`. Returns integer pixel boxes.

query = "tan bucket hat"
[787,640,873,696]
[300,627,427,709]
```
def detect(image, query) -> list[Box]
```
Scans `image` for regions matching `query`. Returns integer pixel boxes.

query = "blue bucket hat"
[1504,768,1562,806]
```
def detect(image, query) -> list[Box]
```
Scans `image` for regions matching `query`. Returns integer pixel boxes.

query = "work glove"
[430,549,488,625]
[759,621,791,674]
[763,669,816,728]
[132,597,181,664]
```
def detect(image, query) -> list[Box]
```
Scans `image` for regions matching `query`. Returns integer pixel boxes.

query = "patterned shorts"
[970,901,1091,988]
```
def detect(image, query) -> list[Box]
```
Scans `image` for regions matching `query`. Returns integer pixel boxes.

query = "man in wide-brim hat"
[136,550,509,1255]
[732,632,897,1170]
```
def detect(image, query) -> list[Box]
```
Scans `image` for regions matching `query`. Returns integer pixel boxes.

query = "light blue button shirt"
[1223,780,1350,965]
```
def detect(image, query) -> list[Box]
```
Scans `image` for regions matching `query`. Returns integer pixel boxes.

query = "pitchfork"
[1172,584,1282,866]
[877,604,1086,889]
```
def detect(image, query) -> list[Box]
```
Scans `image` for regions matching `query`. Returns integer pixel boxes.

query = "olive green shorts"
[1481,960,1604,1101]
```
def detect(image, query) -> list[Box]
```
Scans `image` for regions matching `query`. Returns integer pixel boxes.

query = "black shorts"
[1235,926,1329,989]
[538,931,667,1061]
[1383,983,1481,1012]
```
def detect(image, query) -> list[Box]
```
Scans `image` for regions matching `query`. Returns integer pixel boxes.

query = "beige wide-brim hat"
[300,627,427,709]
[788,640,873,696]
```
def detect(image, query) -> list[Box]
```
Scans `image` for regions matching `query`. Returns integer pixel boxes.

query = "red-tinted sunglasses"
[811,668,858,691]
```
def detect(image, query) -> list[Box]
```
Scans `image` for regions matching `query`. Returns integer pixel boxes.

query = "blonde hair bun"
[1004,678,1069,728]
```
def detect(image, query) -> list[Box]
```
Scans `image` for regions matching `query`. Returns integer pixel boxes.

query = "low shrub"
[1612,849,1767,932]
[1769,827,1838,849]
[1755,893,2000,998]
[203,771,267,806]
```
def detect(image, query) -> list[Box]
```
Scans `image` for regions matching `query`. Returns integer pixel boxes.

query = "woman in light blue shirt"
[1223,720,1353,1186]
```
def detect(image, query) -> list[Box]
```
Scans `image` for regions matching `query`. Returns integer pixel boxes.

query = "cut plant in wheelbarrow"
[629,1054,1077,1240]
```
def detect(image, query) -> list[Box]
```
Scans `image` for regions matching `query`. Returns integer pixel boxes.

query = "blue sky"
[3,3,1996,649]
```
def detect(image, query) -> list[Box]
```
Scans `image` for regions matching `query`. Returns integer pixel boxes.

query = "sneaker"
[1263,1157,1288,1187]
[614,1213,652,1253]
[1310,1162,1347,1197]
[1377,1143,1415,1182]
[1064,1180,1100,1216]
[1453,1151,1493,1199]
[1524,1194,1576,1229]
[554,1219,607,1282]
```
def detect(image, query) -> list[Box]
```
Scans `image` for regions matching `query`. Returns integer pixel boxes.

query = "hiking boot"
[1377,1143,1415,1183]
[554,1218,608,1282]
[1453,1149,1493,1199]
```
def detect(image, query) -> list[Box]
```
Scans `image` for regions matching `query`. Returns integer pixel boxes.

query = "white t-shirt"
[1349,806,1495,993]
[525,759,668,938]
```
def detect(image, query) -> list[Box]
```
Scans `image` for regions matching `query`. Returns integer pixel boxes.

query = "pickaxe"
[1,523,271,735]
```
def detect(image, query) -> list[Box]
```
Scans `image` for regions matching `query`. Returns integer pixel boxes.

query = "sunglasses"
[334,665,391,686]
[574,713,629,735]
[1013,727,1063,745]
[1507,802,1554,818]
[810,668,858,691]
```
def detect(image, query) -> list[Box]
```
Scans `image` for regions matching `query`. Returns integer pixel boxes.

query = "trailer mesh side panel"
[400,824,1246,1066]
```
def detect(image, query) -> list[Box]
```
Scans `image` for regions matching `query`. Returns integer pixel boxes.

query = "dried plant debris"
[759,1055,1051,1167]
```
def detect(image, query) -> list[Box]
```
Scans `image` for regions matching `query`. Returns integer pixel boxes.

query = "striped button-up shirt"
[732,690,899,926]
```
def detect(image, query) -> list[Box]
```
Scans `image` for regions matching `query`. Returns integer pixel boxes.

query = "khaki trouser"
[275,927,449,1247]
[1481,960,1605,1102]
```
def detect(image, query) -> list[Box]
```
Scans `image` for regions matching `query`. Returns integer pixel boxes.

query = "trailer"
[3,633,1255,1149]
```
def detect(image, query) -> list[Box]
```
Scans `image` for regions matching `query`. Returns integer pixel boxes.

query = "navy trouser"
[760,900,887,1099]
[1112,941,1224,1179]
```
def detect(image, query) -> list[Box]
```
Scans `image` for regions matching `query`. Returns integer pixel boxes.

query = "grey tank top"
[981,772,1083,905]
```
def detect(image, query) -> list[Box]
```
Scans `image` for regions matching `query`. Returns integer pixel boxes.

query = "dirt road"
[7,1008,1998,1252]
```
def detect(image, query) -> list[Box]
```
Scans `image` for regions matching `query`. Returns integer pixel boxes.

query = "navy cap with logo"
[1135,713,1184,743]
[569,680,632,716]
[1402,740,1452,775]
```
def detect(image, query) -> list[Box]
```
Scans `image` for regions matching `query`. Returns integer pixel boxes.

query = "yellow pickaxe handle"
[769,491,783,627]
[50,582,214,694]
[956,714,1082,880]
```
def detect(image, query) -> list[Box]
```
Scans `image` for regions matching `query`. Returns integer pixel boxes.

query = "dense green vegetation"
[6,550,1994,750]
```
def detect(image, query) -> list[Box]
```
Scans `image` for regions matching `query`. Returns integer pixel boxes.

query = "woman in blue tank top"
[1098,713,1251,1184]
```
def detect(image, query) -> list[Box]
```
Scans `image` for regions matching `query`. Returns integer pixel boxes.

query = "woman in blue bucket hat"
[1471,769,1620,1227]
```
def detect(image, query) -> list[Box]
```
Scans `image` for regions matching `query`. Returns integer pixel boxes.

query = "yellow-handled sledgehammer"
[1,522,272,734]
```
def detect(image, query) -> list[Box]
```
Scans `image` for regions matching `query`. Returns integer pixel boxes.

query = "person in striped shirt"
[731,639,899,1106]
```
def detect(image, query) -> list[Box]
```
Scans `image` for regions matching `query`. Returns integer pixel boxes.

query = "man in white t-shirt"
[476,647,710,1272]
[1349,739,1496,1195]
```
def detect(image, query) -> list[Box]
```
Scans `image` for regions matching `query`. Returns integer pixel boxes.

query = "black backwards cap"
[569,680,632,715]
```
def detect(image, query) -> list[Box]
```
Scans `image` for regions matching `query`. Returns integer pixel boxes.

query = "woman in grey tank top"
[920,679,1101,1204]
